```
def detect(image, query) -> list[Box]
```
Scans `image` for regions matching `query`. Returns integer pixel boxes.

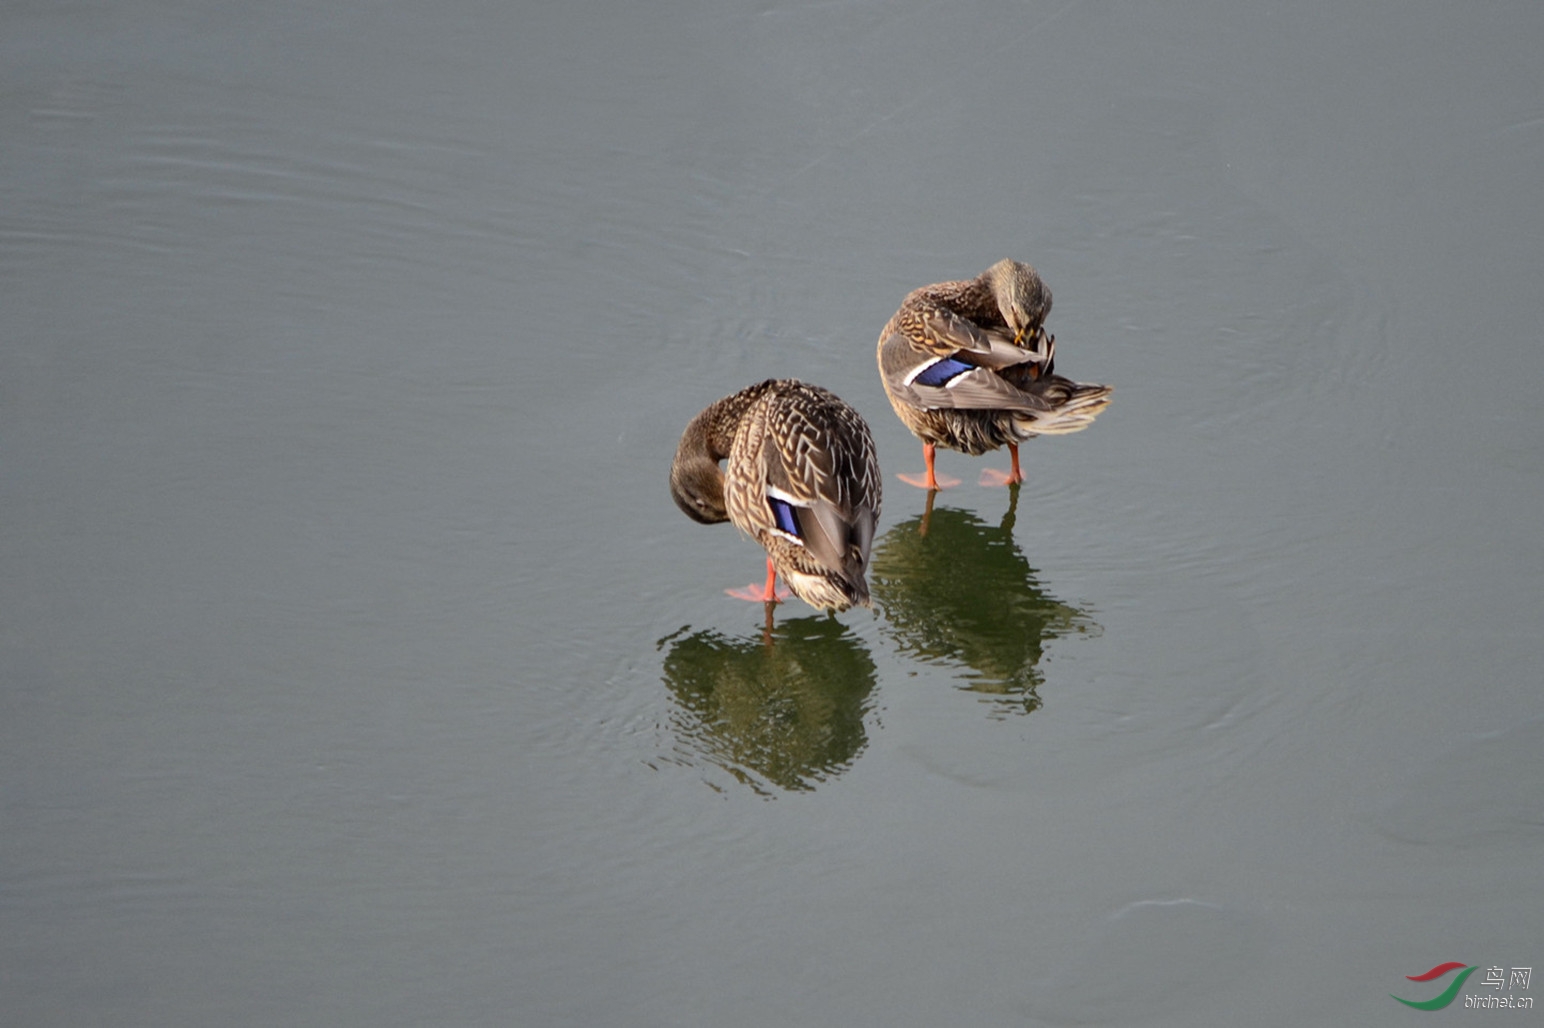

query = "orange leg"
[726,556,791,603]
[979,443,1025,487]
[897,442,962,490]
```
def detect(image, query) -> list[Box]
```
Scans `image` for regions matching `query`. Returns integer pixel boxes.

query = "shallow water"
[4,1,1542,1024]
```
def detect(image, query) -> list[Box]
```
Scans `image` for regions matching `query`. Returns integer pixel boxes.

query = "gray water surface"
[4,1,1542,1025]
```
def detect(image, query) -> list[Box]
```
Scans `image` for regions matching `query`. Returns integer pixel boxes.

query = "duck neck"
[671,380,778,510]
[687,379,778,459]
[678,404,733,465]
[946,272,1005,326]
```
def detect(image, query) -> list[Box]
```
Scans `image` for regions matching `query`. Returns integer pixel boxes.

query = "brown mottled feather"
[670,380,881,611]
[877,259,1112,458]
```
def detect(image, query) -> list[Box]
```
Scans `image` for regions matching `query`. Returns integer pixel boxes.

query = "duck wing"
[762,398,878,576]
[880,326,1057,414]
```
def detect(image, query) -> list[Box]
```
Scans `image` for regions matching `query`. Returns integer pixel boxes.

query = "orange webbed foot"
[725,584,791,603]
[897,471,962,490]
[978,468,1024,487]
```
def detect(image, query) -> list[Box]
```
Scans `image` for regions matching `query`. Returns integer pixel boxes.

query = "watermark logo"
[1392,962,1533,1011]
[1392,962,1476,1010]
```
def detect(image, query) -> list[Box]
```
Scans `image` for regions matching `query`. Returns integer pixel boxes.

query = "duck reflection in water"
[870,487,1100,716]
[656,615,877,796]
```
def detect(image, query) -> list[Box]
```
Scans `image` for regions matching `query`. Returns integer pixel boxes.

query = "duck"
[876,259,1112,489]
[670,379,881,612]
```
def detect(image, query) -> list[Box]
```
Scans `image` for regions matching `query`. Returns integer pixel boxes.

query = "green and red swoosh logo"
[1392,962,1476,1010]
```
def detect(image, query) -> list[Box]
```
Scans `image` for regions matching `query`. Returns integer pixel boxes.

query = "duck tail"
[1010,380,1112,437]
[782,565,871,612]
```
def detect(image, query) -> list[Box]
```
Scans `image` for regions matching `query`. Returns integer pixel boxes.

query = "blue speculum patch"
[911,356,973,387]
[768,496,801,536]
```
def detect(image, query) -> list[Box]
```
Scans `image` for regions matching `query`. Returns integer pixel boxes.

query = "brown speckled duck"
[877,259,1112,489]
[670,379,881,612]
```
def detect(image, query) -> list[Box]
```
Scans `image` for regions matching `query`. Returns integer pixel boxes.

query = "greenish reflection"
[657,613,877,795]
[871,488,1100,715]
